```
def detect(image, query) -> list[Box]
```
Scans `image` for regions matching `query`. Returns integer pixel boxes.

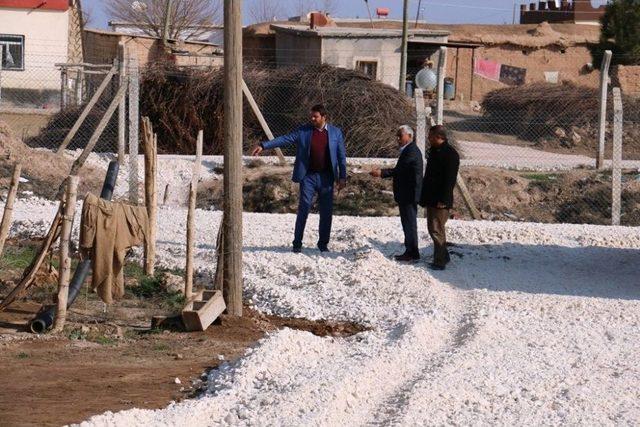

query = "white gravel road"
[4,196,640,426]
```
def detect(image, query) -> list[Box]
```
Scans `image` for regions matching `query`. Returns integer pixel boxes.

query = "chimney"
[520,4,527,12]
[538,1,547,11]
[560,0,569,10]
[530,2,537,10]
[547,1,557,10]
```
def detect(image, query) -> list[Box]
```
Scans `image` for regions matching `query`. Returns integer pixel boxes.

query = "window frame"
[0,34,26,72]
[354,58,380,80]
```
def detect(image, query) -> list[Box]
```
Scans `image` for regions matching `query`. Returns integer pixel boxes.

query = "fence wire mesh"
[1,47,639,226]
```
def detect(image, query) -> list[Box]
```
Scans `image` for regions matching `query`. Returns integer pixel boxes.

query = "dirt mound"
[0,120,104,199]
[141,64,415,157]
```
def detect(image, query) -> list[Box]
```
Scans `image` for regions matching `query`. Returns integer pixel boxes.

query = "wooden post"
[163,0,174,46]
[128,53,140,205]
[185,130,203,298]
[213,218,224,291]
[399,0,409,93]
[53,175,79,332]
[611,87,622,226]
[436,47,447,125]
[56,65,117,154]
[118,42,127,165]
[223,0,243,317]
[241,80,286,165]
[414,88,426,158]
[0,163,22,258]
[597,50,613,170]
[456,174,481,220]
[142,117,158,275]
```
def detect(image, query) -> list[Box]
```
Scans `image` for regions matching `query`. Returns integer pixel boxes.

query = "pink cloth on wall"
[474,59,501,81]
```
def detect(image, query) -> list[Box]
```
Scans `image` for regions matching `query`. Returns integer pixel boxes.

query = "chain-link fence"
[1,44,639,225]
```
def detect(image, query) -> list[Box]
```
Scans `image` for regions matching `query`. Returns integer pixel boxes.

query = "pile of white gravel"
[3,194,640,426]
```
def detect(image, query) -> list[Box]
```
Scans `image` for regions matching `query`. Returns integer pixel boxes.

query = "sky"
[83,0,609,29]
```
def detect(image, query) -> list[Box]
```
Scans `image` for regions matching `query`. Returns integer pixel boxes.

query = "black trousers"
[398,203,419,257]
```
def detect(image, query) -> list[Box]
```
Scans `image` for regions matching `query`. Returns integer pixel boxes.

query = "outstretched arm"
[252,130,299,155]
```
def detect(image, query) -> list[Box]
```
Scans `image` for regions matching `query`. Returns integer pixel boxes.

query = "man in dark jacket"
[420,125,460,270]
[371,125,424,262]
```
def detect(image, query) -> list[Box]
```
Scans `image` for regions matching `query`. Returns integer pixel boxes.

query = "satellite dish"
[415,67,437,91]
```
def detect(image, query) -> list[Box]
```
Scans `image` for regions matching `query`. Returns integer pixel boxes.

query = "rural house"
[0,0,84,108]
[244,17,450,90]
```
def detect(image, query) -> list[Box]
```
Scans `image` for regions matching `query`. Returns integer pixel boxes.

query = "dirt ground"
[197,163,640,226]
[0,240,365,427]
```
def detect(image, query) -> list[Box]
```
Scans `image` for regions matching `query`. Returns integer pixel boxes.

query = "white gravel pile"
[3,196,640,426]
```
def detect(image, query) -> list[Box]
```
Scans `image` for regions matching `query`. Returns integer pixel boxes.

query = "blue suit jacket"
[262,124,347,184]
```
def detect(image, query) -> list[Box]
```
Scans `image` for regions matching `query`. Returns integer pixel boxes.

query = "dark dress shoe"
[428,263,446,271]
[292,246,302,253]
[317,245,329,252]
[394,253,420,262]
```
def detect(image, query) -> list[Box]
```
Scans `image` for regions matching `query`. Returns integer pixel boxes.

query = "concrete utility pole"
[400,0,409,93]
[223,0,243,317]
[162,0,174,45]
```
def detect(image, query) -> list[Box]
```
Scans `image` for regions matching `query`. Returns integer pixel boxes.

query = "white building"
[0,0,83,107]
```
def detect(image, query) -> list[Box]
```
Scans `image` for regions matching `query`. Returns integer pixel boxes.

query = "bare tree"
[106,0,221,40]
[249,0,285,23]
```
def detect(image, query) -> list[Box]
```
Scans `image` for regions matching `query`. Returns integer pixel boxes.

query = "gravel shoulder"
[2,196,639,426]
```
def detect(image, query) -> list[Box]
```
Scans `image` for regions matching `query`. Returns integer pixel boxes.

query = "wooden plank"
[182,290,226,331]
[456,174,481,220]
[0,162,21,258]
[185,130,203,298]
[66,81,129,180]
[56,65,117,154]
[0,207,62,311]
[53,176,79,332]
[241,80,286,165]
[597,50,613,170]
[611,87,623,226]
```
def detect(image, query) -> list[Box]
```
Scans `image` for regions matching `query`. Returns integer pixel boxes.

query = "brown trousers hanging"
[426,207,451,267]
[79,193,148,304]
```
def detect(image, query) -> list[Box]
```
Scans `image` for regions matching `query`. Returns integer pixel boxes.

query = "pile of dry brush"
[481,82,640,141]
[140,64,415,157]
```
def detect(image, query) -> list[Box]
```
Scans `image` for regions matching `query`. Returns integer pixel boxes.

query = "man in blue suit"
[251,104,347,253]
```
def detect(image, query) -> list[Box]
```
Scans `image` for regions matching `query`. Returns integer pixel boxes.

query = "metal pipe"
[29,161,119,334]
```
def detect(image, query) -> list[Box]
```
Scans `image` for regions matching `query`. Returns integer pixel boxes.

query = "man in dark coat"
[420,125,460,270]
[371,125,424,262]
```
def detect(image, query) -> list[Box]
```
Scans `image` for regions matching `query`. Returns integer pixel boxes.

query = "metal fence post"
[597,50,612,170]
[118,42,127,164]
[611,87,623,226]
[414,87,426,158]
[60,67,68,110]
[128,52,140,205]
[436,46,447,125]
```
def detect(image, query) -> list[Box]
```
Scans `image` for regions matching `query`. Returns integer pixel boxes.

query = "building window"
[356,60,378,79]
[0,35,25,71]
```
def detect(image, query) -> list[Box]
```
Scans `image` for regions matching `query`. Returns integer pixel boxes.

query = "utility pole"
[223,0,243,317]
[400,0,409,93]
[512,0,517,25]
[162,0,173,45]
[415,0,423,28]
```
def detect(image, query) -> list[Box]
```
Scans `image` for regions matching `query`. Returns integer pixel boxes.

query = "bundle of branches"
[481,81,640,141]
[140,64,415,157]
[25,106,118,152]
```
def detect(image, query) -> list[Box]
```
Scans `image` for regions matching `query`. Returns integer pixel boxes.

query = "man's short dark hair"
[429,125,448,142]
[310,104,328,117]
